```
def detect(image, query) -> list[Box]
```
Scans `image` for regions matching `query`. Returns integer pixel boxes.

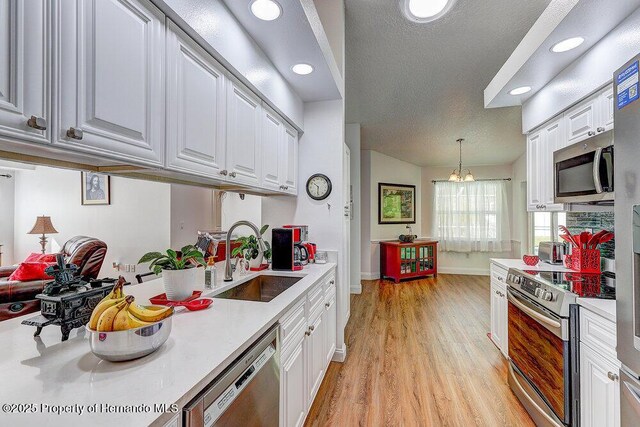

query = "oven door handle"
[593,147,603,194]
[507,290,561,330]
[623,380,640,417]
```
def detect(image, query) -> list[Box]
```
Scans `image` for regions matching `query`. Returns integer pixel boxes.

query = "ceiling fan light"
[464,172,475,182]
[448,172,459,182]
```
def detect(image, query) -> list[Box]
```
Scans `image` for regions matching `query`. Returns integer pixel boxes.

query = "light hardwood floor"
[304,274,535,427]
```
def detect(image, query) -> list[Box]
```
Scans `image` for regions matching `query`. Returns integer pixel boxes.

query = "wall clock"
[306,174,332,200]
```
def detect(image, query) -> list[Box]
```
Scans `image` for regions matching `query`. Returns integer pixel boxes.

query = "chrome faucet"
[224,220,266,281]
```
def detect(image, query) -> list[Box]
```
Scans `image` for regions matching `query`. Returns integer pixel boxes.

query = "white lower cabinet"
[280,270,337,427]
[579,308,620,427]
[580,343,620,427]
[489,263,508,358]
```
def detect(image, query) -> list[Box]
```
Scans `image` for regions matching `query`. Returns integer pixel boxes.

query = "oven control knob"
[534,288,541,297]
[542,291,553,301]
[513,276,520,284]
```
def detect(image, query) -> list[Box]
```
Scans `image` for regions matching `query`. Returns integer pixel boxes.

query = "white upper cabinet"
[54,0,165,166]
[226,79,262,186]
[600,86,615,132]
[282,126,299,195]
[526,131,543,211]
[0,0,49,144]
[261,107,282,191]
[565,93,598,144]
[166,20,226,178]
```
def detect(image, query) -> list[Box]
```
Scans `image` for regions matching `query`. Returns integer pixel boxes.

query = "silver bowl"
[87,316,172,362]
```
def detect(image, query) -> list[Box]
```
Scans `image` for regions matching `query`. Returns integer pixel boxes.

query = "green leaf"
[231,247,243,257]
[181,245,197,255]
[152,265,163,275]
[138,252,163,264]
[259,224,269,235]
[167,249,178,260]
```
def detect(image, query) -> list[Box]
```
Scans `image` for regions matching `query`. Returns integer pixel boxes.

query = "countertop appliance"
[183,325,279,426]
[506,269,615,427]
[553,131,614,204]
[614,55,640,426]
[272,228,302,271]
[538,241,567,265]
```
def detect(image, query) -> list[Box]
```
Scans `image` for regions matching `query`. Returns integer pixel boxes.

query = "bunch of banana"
[88,278,174,332]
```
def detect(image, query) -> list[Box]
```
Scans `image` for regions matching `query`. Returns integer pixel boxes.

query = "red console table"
[380,240,438,283]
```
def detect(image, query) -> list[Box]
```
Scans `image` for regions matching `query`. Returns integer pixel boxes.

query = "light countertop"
[577,298,616,322]
[491,258,574,272]
[0,263,336,427]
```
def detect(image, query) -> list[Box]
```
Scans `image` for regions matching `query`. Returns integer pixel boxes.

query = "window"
[531,212,566,254]
[433,181,511,252]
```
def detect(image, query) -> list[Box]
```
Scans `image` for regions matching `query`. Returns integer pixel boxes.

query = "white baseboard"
[350,284,362,294]
[332,344,347,363]
[361,272,380,280]
[438,266,490,276]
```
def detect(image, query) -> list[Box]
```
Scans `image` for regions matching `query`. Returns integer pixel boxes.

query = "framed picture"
[378,183,416,224]
[81,172,111,205]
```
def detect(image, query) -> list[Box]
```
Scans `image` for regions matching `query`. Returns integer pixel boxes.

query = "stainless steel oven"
[183,325,279,426]
[554,132,614,204]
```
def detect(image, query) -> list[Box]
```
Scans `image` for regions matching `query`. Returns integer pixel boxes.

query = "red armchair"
[0,236,107,321]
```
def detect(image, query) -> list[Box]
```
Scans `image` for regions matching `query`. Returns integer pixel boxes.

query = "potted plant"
[232,225,272,269]
[138,245,205,301]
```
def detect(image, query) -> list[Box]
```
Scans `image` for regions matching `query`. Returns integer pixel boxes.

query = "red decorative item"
[564,254,573,269]
[149,291,202,306]
[249,264,269,272]
[522,255,539,266]
[569,248,601,273]
[8,261,56,281]
[181,298,213,311]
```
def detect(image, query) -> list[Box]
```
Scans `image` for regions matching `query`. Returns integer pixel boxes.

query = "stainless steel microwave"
[554,132,614,204]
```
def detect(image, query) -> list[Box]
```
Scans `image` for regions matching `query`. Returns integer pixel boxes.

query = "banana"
[112,296,136,331]
[88,295,125,330]
[96,298,129,332]
[128,303,174,322]
[126,311,154,329]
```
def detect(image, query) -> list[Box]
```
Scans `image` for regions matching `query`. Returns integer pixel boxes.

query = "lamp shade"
[28,216,58,235]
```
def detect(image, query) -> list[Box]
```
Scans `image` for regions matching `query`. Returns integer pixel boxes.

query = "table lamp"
[28,216,58,254]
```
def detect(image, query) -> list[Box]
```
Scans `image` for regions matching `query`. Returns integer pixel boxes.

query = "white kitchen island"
[0,263,336,427]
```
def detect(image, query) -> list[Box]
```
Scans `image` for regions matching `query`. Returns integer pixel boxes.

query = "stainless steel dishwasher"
[183,325,279,426]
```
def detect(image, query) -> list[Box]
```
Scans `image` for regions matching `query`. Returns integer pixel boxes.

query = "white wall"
[170,184,215,248]
[345,124,361,293]
[0,172,15,266]
[522,8,640,132]
[511,153,528,257]
[360,150,422,279]
[421,164,517,275]
[221,192,263,236]
[12,166,171,283]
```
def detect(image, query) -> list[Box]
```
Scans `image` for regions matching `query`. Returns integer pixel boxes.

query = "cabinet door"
[165,21,226,178]
[0,0,49,145]
[282,334,306,427]
[54,0,165,166]
[498,286,508,358]
[261,107,282,191]
[281,126,298,195]
[541,118,565,210]
[526,131,543,211]
[307,313,325,407]
[600,85,614,132]
[226,79,261,186]
[565,95,598,144]
[324,292,337,367]
[580,343,620,427]
[490,282,503,352]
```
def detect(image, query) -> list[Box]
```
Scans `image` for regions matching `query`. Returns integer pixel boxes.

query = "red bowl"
[523,255,539,266]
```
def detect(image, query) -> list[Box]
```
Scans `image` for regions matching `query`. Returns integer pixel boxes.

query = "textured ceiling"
[345,0,552,167]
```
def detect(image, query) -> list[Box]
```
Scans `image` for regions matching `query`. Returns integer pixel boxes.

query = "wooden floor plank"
[304,274,534,427]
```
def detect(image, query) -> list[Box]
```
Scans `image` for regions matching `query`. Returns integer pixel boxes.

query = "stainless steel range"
[506,268,615,427]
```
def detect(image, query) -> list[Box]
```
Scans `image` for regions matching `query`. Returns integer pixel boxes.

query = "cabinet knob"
[279,185,284,190]
[588,131,596,136]
[309,325,315,331]
[229,172,237,178]
[498,276,503,282]
[330,280,335,285]
[284,186,289,190]
[325,302,330,308]
[597,127,605,133]
[305,330,311,336]
[66,127,83,140]
[27,115,47,130]
[220,170,228,176]
[607,372,619,381]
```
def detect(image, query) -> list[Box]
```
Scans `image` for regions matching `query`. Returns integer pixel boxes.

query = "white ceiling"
[345,0,552,167]
[222,0,341,102]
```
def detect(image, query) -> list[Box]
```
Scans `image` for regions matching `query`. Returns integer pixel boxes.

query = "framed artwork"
[378,183,416,224]
[81,172,111,205]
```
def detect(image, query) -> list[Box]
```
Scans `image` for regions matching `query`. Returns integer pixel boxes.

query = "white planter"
[162,267,198,301]
[248,252,264,269]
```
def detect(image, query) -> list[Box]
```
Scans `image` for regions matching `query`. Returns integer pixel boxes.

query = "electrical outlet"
[112,262,121,271]
[130,264,136,273]
[125,264,131,272]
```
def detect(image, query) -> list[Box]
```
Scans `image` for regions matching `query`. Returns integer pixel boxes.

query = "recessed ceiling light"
[551,36,585,53]
[292,63,314,75]
[509,86,532,96]
[250,0,282,21]
[403,0,455,22]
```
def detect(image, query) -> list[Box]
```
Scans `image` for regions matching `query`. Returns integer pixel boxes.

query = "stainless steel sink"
[214,275,302,302]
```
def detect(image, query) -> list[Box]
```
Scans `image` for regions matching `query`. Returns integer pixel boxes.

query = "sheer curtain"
[433,181,511,252]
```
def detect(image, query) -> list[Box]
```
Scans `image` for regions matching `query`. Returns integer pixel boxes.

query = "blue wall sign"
[617,61,639,110]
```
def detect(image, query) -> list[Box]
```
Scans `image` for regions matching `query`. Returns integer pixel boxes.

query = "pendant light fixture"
[447,138,475,182]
